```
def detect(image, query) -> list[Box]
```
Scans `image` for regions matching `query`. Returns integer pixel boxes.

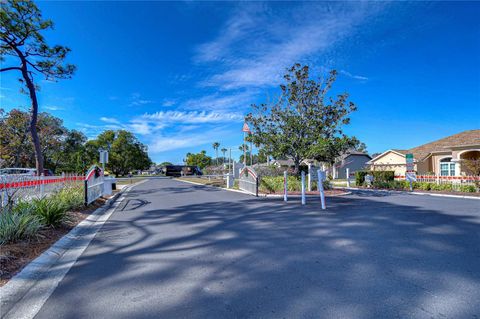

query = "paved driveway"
[34,178,480,318]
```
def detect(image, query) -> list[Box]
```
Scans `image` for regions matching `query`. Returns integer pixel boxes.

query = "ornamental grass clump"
[0,208,43,245]
[31,196,69,228]
[55,186,84,211]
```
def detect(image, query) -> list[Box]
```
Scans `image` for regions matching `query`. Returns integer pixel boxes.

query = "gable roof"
[409,129,480,161]
[367,149,408,164]
[337,151,371,161]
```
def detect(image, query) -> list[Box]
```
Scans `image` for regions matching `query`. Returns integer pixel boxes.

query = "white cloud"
[140,110,244,125]
[100,117,120,124]
[148,127,235,153]
[340,70,369,81]
[195,3,381,90]
[79,110,243,140]
[129,93,153,106]
[44,105,65,111]
[162,99,176,107]
[183,90,257,111]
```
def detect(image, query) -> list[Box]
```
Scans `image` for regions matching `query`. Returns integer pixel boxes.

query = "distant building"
[332,151,371,179]
[367,130,480,176]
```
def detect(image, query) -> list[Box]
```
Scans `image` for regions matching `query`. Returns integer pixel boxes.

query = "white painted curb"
[175,178,253,196]
[0,180,145,319]
[336,186,480,200]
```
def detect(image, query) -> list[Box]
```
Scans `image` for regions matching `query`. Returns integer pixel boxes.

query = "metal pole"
[250,138,253,166]
[284,170,288,202]
[346,168,350,188]
[229,148,232,175]
[317,170,326,210]
[243,132,246,166]
[301,171,306,205]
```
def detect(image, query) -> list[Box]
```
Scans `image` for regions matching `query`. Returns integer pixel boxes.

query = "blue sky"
[1,1,479,164]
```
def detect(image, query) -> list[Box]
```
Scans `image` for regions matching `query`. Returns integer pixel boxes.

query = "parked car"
[0,168,36,176]
[164,165,202,177]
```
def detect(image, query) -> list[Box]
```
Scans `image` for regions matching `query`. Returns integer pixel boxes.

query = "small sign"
[406,172,417,182]
[365,174,374,186]
[99,150,109,164]
[242,122,251,133]
[405,153,414,172]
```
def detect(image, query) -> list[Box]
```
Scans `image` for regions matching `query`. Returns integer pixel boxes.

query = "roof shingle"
[408,129,480,160]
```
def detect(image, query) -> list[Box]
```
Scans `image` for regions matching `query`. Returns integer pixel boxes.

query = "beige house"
[367,130,480,176]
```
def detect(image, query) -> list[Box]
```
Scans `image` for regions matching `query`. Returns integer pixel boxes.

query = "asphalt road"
[34,178,480,319]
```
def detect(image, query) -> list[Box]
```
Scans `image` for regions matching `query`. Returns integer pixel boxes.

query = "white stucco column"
[453,160,461,176]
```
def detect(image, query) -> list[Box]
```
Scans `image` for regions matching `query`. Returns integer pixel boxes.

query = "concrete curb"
[0,181,143,319]
[175,178,254,196]
[335,186,480,200]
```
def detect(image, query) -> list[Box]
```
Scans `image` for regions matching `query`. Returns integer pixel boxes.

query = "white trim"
[457,149,480,159]
[438,156,456,176]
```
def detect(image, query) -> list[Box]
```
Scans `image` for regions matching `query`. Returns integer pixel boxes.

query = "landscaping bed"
[346,185,480,197]
[259,189,348,196]
[0,187,108,286]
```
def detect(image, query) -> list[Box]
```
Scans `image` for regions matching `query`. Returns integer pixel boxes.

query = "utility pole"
[243,131,246,166]
[229,148,232,175]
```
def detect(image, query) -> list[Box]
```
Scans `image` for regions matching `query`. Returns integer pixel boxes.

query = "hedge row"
[369,180,476,193]
[355,171,395,185]
[259,176,331,193]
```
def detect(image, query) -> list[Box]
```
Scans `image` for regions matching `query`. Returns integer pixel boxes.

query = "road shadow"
[34,187,480,319]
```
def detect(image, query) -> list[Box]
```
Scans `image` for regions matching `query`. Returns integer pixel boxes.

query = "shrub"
[32,197,69,227]
[355,171,368,186]
[259,175,330,193]
[355,171,395,186]
[55,186,84,211]
[458,185,476,193]
[372,171,395,182]
[0,209,43,245]
[414,182,433,191]
[430,183,453,191]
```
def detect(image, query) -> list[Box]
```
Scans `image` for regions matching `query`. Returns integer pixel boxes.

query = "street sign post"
[405,153,415,191]
[99,149,109,173]
[241,122,251,166]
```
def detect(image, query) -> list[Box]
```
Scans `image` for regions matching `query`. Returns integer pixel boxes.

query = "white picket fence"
[394,175,479,191]
[0,173,84,207]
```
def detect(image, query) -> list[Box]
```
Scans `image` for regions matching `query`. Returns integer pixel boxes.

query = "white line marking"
[0,189,134,319]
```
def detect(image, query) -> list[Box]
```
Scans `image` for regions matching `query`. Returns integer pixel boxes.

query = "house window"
[439,157,455,176]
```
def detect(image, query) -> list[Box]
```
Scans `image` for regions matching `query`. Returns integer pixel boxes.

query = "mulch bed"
[0,198,107,287]
[260,189,349,196]
[346,186,480,197]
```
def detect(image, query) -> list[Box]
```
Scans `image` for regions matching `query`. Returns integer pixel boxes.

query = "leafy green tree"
[212,142,220,166]
[86,130,151,176]
[185,150,211,169]
[1,0,76,174]
[56,130,88,173]
[312,135,366,165]
[0,108,30,167]
[0,108,85,172]
[246,64,359,174]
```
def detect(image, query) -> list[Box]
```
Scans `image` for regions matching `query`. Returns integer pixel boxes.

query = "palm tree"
[212,142,220,166]
[221,148,227,164]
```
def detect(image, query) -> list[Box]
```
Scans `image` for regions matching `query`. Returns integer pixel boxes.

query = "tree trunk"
[294,159,300,176]
[20,59,44,175]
